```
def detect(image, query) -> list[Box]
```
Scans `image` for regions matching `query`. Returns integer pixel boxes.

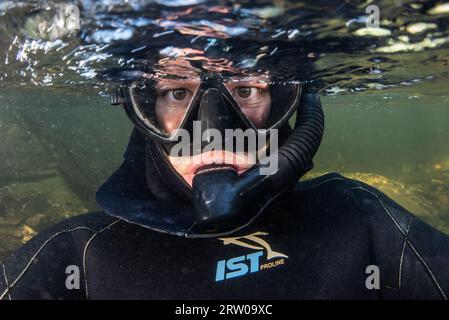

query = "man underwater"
[1,57,449,300]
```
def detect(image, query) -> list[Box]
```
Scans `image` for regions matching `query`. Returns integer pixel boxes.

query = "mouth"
[167,150,255,186]
[194,163,238,175]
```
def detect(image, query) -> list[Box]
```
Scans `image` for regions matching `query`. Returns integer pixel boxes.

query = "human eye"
[234,86,254,99]
[168,88,189,101]
[157,87,193,108]
[232,86,268,108]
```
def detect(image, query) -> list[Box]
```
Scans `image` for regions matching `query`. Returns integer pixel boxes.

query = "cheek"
[242,95,271,128]
[155,101,184,134]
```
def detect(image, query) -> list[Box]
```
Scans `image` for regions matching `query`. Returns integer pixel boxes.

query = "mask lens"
[225,81,271,129]
[129,77,200,138]
[264,82,301,129]
[224,80,300,130]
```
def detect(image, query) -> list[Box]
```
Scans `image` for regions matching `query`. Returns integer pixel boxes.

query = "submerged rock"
[353,27,391,37]
[20,225,37,243]
[304,170,449,236]
[406,22,438,34]
[428,3,449,15]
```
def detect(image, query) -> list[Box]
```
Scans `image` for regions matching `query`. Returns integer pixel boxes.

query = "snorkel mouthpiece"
[192,165,268,233]
[192,168,243,233]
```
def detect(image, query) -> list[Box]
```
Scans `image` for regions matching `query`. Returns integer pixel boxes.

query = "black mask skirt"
[97,74,325,238]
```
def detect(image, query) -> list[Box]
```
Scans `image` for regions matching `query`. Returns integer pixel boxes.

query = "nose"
[197,88,235,147]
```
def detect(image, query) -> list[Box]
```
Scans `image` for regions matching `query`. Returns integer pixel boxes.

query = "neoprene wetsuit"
[1,132,449,300]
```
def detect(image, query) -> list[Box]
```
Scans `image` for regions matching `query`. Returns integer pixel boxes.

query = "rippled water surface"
[1,0,449,260]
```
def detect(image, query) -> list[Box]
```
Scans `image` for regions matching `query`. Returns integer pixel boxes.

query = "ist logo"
[215,232,288,282]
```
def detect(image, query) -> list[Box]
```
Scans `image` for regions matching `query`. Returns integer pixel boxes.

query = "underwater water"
[1,0,449,260]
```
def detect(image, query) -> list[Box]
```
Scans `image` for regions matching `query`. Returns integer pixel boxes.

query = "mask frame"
[111,74,303,143]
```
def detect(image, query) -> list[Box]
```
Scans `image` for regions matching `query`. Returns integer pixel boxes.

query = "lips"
[193,163,238,175]
[167,150,255,186]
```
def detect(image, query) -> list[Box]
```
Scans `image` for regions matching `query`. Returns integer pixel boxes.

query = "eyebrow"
[154,80,200,91]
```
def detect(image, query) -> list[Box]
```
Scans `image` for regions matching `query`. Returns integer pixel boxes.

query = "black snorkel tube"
[191,93,324,235]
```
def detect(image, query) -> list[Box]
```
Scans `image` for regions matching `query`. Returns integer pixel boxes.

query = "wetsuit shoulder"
[297,172,449,300]
[0,211,119,300]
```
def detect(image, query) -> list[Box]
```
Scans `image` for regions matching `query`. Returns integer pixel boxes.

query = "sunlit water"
[1,0,449,260]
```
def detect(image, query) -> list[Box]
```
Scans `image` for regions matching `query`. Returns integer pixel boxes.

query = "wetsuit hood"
[96,128,199,237]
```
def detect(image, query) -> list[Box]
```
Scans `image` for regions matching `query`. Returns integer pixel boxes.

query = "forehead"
[153,57,270,80]
[154,58,200,78]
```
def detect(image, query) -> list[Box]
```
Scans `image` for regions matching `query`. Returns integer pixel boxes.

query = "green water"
[1,79,448,260]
